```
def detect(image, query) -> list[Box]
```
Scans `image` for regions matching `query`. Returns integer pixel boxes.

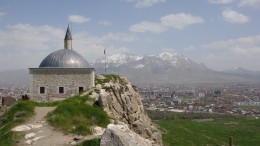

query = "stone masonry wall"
[29,68,94,101]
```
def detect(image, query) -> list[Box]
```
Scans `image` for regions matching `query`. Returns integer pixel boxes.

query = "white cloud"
[0,23,64,51]
[161,13,204,30]
[199,35,260,70]
[202,35,260,53]
[127,0,166,8]
[0,24,64,70]
[239,0,260,9]
[130,13,204,33]
[98,20,111,26]
[0,24,135,70]
[68,15,90,24]
[130,21,166,33]
[208,0,233,4]
[101,32,136,42]
[72,32,132,62]
[222,9,250,24]
[161,48,176,53]
[0,11,6,17]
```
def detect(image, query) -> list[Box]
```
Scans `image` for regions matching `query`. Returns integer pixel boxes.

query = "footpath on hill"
[12,106,100,146]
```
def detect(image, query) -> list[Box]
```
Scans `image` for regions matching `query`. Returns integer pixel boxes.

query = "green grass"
[95,74,121,85]
[77,138,100,146]
[0,101,35,146]
[46,95,110,135]
[156,118,260,146]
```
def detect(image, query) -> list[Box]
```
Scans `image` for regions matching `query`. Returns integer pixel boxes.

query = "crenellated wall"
[29,68,95,101]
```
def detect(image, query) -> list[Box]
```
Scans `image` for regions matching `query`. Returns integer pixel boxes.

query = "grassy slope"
[0,101,35,146]
[156,118,260,146]
[46,95,110,135]
[0,95,110,146]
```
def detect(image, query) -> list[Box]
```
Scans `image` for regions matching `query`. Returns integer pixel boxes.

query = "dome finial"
[65,25,72,40]
[64,25,73,49]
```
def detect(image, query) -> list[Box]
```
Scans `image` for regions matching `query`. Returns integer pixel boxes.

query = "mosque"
[29,26,95,101]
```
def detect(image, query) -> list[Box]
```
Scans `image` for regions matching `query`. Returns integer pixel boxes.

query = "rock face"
[100,124,152,146]
[96,75,162,146]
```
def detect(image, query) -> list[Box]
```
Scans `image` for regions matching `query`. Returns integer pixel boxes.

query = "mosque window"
[59,87,64,94]
[40,87,45,94]
[79,87,84,93]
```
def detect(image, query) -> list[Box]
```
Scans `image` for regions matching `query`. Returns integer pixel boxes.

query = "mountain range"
[93,52,260,84]
[1,52,260,86]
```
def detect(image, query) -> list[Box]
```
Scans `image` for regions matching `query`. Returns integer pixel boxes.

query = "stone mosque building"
[29,26,95,101]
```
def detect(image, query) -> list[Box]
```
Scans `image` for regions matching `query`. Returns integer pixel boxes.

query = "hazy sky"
[0,0,260,71]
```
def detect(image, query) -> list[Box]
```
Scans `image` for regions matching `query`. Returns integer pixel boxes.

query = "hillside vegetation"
[46,95,110,135]
[0,94,110,146]
[0,101,35,146]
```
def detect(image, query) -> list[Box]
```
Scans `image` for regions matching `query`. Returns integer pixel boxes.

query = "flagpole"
[104,48,107,74]
[70,23,73,50]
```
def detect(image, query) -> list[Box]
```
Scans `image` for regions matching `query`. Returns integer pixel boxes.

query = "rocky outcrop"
[100,124,152,146]
[95,75,162,146]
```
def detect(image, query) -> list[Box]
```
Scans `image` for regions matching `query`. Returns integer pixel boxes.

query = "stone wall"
[29,68,94,101]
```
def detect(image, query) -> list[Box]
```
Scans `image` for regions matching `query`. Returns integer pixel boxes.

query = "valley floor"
[156,118,260,146]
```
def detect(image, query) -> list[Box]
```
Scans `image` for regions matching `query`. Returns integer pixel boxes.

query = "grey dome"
[39,49,89,68]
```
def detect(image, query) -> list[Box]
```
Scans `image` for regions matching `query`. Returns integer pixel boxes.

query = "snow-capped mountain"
[225,67,254,74]
[92,52,260,84]
[94,53,143,67]
[93,52,205,70]
[92,52,220,83]
[157,52,190,67]
[223,67,260,79]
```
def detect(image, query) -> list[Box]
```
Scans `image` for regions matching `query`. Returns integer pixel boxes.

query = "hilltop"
[0,74,162,146]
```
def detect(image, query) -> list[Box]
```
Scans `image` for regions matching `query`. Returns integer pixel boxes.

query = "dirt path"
[13,107,101,146]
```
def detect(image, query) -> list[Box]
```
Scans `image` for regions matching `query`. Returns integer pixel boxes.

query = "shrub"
[77,138,100,146]
[95,74,121,85]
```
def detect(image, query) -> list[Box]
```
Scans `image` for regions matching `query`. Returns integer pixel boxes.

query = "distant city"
[139,83,260,117]
[1,82,260,118]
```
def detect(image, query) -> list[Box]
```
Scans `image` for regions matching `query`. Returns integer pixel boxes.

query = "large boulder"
[100,124,152,146]
[2,96,17,106]
[97,75,162,146]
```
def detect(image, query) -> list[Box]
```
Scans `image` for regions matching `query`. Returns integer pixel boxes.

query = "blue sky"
[0,0,260,71]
